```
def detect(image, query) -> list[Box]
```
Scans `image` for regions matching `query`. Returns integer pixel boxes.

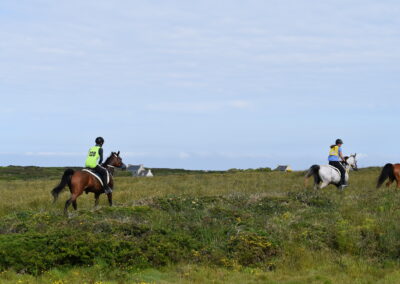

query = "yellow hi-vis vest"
[329,146,339,156]
[85,146,100,168]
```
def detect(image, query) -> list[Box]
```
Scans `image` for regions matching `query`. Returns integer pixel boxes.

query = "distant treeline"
[0,165,379,181]
[0,166,86,180]
[0,166,274,180]
[149,167,272,176]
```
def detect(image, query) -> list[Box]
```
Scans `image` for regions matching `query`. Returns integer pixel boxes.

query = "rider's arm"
[339,148,345,161]
[98,148,103,165]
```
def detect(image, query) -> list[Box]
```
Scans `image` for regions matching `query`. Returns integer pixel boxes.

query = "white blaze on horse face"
[347,155,358,169]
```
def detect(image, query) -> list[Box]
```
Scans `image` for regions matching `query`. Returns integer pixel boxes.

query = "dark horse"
[376,163,400,189]
[51,151,126,215]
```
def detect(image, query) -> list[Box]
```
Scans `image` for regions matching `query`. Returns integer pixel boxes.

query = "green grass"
[1,167,400,283]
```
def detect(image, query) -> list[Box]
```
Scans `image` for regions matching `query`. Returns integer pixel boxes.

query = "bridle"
[346,155,358,171]
[102,153,119,175]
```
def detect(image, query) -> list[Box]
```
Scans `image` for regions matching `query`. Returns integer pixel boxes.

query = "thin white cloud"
[228,100,252,109]
[123,152,164,158]
[147,100,253,113]
[217,152,272,159]
[354,153,368,160]
[24,152,85,156]
[178,152,190,159]
[37,47,85,56]
[0,107,16,113]
[28,65,55,71]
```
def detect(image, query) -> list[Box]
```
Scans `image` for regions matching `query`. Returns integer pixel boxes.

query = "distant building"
[274,165,293,172]
[127,164,154,177]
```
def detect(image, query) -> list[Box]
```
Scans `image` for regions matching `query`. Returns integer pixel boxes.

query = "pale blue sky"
[1,0,399,170]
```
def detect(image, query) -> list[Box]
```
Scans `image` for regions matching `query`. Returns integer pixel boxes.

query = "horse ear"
[117,151,120,156]
[354,153,357,157]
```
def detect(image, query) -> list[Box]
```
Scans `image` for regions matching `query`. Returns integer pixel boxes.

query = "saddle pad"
[82,169,110,186]
[326,165,341,176]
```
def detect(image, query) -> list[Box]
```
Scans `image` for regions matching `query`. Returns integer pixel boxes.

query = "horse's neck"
[344,162,354,173]
[346,157,355,172]
[102,158,111,168]
[102,161,114,175]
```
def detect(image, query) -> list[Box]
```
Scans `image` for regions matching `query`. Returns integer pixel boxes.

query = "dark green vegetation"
[0,166,271,180]
[0,166,134,180]
[0,166,76,180]
[151,167,271,176]
[0,196,279,275]
[2,167,400,283]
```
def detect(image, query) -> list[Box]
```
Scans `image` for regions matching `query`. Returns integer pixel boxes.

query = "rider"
[85,137,112,194]
[328,138,347,189]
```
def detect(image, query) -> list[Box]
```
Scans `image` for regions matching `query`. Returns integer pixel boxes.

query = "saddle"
[82,168,110,186]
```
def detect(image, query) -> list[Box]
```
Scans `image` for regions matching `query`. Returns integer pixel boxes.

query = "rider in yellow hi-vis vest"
[329,145,339,157]
[85,137,112,194]
[85,145,101,168]
[328,138,347,189]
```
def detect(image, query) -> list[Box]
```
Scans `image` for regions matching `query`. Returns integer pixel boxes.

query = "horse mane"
[340,157,349,166]
[102,152,115,166]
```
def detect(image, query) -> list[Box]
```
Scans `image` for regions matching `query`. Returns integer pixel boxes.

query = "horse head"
[104,151,127,170]
[345,154,358,171]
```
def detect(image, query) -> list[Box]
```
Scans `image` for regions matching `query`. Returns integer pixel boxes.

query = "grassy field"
[1,166,400,283]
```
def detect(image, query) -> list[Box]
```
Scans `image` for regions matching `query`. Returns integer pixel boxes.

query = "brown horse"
[51,151,126,215]
[376,163,400,188]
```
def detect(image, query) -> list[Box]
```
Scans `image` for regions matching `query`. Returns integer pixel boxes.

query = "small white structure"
[275,165,293,172]
[127,164,154,177]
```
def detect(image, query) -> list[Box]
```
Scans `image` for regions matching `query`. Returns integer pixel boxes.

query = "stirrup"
[104,187,112,194]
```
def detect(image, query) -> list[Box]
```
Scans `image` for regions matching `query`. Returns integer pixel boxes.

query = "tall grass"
[2,167,400,283]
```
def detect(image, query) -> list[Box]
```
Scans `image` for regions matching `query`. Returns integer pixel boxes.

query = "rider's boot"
[99,171,112,194]
[340,172,347,189]
[103,185,112,194]
[339,179,348,190]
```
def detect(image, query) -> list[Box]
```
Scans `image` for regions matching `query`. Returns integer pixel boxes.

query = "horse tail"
[51,169,74,202]
[377,163,394,188]
[305,165,321,186]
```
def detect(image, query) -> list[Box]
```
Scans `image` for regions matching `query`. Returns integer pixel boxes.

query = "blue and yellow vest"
[85,146,100,168]
[328,146,340,162]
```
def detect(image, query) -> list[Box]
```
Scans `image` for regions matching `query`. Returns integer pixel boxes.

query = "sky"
[0,0,399,170]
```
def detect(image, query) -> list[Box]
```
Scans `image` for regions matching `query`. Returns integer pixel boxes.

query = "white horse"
[305,154,358,189]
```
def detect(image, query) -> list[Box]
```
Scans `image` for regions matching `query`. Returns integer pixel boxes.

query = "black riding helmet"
[95,137,104,145]
[336,139,343,145]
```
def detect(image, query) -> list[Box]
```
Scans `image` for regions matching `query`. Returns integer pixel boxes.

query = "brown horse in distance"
[51,151,126,215]
[376,163,400,188]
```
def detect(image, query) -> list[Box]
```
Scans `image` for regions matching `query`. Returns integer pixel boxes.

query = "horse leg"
[94,193,100,208]
[319,181,329,189]
[107,193,113,207]
[64,193,82,215]
[64,198,73,215]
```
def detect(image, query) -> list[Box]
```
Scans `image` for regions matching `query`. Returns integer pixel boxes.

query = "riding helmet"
[335,138,343,145]
[95,137,104,145]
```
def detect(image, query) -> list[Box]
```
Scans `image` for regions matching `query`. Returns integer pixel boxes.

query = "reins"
[102,153,119,176]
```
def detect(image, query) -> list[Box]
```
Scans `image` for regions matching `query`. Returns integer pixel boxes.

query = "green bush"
[227,232,277,266]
